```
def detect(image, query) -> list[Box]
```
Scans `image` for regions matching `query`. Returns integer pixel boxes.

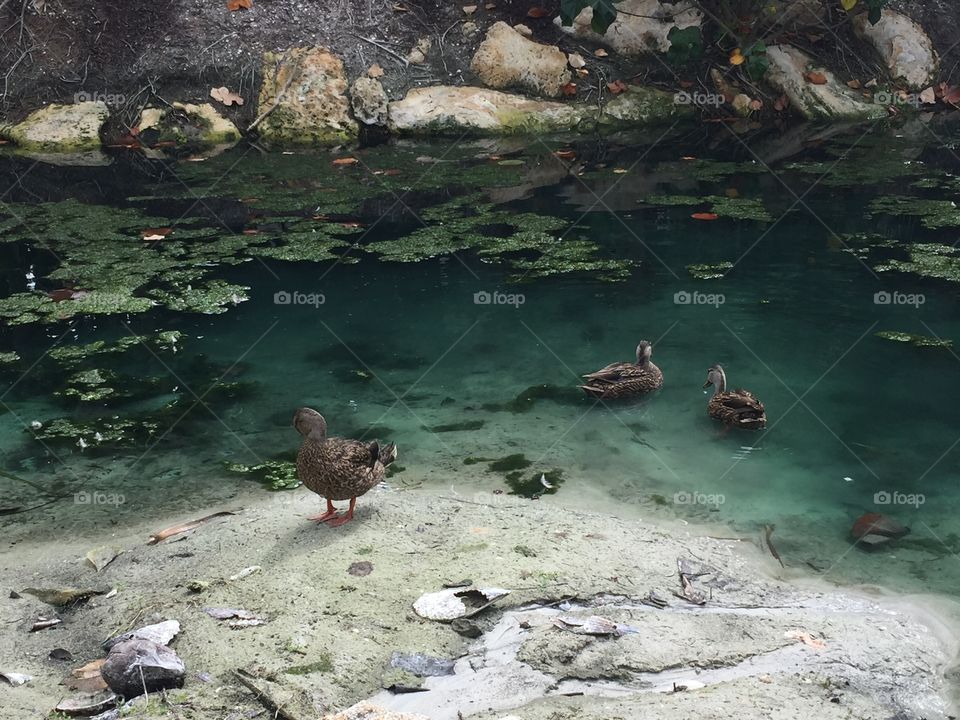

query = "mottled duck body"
[703,365,766,429]
[293,407,397,526]
[580,341,664,399]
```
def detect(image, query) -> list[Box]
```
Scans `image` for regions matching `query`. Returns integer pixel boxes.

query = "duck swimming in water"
[293,407,397,527]
[703,365,766,429]
[580,341,664,399]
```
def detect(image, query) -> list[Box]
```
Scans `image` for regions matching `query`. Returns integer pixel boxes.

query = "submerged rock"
[137,102,242,145]
[470,21,570,97]
[101,639,185,699]
[765,45,887,121]
[853,9,938,90]
[555,0,703,55]
[257,46,357,144]
[598,85,695,125]
[350,77,389,126]
[2,102,108,151]
[388,86,588,135]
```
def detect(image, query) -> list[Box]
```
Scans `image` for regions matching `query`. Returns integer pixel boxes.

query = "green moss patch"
[226,460,300,491]
[505,468,564,498]
[687,262,733,280]
[875,331,952,348]
[868,196,960,229]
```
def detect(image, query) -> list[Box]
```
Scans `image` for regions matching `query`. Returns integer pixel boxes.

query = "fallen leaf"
[462,4,477,13]
[943,85,960,106]
[749,98,763,110]
[85,545,123,572]
[607,80,628,94]
[48,288,86,302]
[805,71,828,85]
[210,86,244,106]
[553,149,576,160]
[568,52,586,69]
[332,157,359,166]
[367,63,384,78]
[593,48,609,57]
[226,0,251,9]
[526,6,548,17]
[691,212,719,221]
[485,2,495,8]
[846,79,862,89]
[341,221,363,228]
[576,68,589,77]
[21,587,107,606]
[66,659,108,693]
[729,49,745,66]
[773,94,789,111]
[147,511,235,545]
[919,86,936,105]
[560,82,577,97]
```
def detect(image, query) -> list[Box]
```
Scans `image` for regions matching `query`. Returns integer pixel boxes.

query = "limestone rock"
[388,86,589,135]
[555,0,703,55]
[853,9,938,90]
[2,102,108,151]
[101,639,185,699]
[256,47,357,144]
[598,85,696,125]
[170,103,241,143]
[470,21,570,97]
[764,45,887,121]
[350,77,388,126]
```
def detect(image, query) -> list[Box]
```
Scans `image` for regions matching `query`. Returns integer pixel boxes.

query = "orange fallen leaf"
[526,6,548,17]
[607,80,628,95]
[242,229,261,235]
[553,149,576,160]
[226,0,251,10]
[749,98,763,111]
[341,221,363,228]
[576,68,589,77]
[805,71,828,85]
[691,212,719,221]
[561,82,577,97]
[729,49,745,66]
[141,227,172,240]
[846,79,861,89]
[147,511,236,545]
[332,157,359,166]
[943,84,960,106]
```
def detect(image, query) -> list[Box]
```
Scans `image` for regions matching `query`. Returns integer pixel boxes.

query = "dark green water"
[1,120,959,595]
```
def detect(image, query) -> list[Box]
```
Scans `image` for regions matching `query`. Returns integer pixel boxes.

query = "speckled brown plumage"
[580,341,664,399]
[704,365,766,430]
[293,407,397,525]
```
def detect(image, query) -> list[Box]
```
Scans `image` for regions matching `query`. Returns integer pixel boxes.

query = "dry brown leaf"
[527,6,548,18]
[560,82,577,97]
[462,4,477,13]
[805,71,828,85]
[606,79,628,94]
[210,86,244,106]
[846,79,861,89]
[392,2,409,10]
[919,86,936,104]
[568,52,586,69]
[749,98,762,110]
[593,48,609,57]
[367,63,384,78]
[332,157,359,166]
[576,68,589,77]
[784,630,826,649]
[226,0,251,10]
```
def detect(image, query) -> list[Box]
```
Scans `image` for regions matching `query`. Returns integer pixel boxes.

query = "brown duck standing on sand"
[580,341,664,399]
[293,408,397,527]
[703,365,766,429]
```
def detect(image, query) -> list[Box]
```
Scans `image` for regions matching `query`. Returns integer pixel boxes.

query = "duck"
[293,407,398,527]
[580,341,664,399]
[703,365,766,429]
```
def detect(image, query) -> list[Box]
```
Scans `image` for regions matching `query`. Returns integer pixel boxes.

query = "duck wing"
[582,361,641,383]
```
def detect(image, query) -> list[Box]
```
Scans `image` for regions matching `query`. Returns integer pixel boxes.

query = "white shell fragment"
[0,670,33,686]
[413,587,510,621]
[104,619,181,650]
[229,565,262,581]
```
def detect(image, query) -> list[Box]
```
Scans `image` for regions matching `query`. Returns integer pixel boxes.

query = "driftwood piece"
[234,669,307,720]
[763,524,785,568]
[147,511,236,545]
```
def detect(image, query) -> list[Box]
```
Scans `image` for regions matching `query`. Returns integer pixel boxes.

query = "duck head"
[703,365,727,394]
[293,407,328,440]
[636,341,653,365]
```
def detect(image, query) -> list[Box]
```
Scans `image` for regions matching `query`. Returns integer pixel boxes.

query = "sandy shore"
[1,483,959,719]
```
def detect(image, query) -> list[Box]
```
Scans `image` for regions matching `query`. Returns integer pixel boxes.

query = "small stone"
[462,21,479,37]
[731,93,754,117]
[350,78,389,126]
[186,579,210,593]
[407,49,426,64]
[513,23,532,36]
[101,639,185,699]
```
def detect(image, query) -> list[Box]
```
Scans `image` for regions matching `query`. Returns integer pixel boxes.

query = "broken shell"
[413,587,510,621]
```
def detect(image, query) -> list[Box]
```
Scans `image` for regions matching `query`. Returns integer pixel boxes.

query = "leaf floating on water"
[85,545,123,572]
[332,157,359,166]
[147,511,236,545]
[0,670,33,686]
[691,212,719,221]
[21,587,108,607]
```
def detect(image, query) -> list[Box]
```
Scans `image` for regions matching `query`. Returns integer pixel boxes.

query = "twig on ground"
[351,33,409,67]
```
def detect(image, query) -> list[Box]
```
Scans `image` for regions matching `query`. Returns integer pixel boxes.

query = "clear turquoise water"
[2,123,960,594]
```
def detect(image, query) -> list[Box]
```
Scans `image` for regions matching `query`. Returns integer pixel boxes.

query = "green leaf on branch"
[559,0,621,34]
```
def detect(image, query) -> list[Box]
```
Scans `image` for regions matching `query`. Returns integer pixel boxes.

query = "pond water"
[1,119,959,597]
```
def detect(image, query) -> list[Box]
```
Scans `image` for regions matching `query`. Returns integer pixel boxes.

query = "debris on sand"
[851,512,910,548]
[784,629,827,649]
[54,690,117,716]
[21,586,109,606]
[205,607,267,628]
[229,565,262,581]
[413,586,510,621]
[389,651,455,677]
[101,638,185,698]
[103,619,181,650]
[0,670,33,686]
[85,545,123,572]
[147,510,237,545]
[30,617,62,631]
[553,615,639,636]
